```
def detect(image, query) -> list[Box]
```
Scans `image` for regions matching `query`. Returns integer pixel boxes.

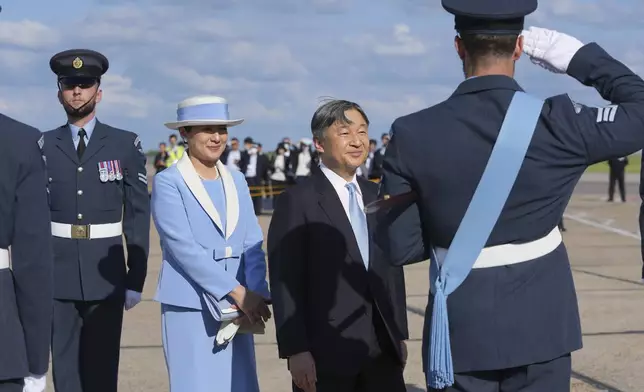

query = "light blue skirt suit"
[151,152,270,392]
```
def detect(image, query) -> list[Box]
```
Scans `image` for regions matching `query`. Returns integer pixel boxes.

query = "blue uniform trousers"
[428,354,571,392]
[51,295,125,392]
[0,379,22,392]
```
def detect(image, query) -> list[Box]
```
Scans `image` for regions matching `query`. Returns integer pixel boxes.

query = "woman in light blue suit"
[151,95,272,392]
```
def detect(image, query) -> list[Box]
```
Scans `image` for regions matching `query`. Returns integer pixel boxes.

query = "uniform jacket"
[151,153,270,311]
[378,43,644,372]
[0,114,53,379]
[43,119,150,301]
[267,165,408,376]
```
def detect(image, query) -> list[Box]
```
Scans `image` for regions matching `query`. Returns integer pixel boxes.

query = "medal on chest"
[107,161,116,181]
[98,161,109,183]
[113,160,123,180]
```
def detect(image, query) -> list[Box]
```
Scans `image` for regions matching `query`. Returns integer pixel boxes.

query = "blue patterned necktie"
[346,183,369,269]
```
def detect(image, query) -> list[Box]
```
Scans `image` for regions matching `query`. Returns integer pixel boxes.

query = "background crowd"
[151,131,393,215]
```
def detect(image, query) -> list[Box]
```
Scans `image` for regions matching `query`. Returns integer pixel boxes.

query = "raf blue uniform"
[0,114,53,392]
[376,1,644,391]
[44,49,150,392]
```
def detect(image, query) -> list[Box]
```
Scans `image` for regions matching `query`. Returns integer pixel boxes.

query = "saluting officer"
[43,49,150,392]
[376,0,644,391]
[0,113,53,392]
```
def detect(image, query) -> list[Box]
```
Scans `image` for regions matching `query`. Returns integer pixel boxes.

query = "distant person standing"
[154,142,168,173]
[369,132,390,179]
[166,134,185,168]
[608,156,628,202]
[225,137,242,171]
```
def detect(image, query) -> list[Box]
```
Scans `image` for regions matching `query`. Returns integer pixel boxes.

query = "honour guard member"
[376,0,644,391]
[0,9,53,392]
[0,121,53,392]
[43,49,151,392]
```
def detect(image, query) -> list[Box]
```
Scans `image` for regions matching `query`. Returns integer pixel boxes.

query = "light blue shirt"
[68,116,97,149]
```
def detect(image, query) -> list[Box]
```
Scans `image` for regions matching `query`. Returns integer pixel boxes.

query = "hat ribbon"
[177,102,230,121]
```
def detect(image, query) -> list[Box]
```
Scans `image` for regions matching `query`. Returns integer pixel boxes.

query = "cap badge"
[72,57,83,69]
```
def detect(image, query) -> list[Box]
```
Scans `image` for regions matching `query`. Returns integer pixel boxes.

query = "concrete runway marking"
[564,212,640,240]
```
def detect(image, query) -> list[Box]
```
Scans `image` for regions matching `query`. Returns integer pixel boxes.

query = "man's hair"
[460,33,519,66]
[310,98,369,141]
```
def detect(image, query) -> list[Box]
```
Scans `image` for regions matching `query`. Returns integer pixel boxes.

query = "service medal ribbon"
[107,160,116,181]
[114,160,123,180]
[98,162,109,183]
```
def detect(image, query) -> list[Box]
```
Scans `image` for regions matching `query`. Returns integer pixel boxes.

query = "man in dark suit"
[368,133,389,180]
[239,138,267,215]
[0,115,54,392]
[44,49,150,392]
[268,99,408,392]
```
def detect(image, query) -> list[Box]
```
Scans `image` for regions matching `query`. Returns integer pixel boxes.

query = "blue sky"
[1,0,643,152]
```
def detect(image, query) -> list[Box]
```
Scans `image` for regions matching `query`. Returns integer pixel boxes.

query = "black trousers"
[0,379,23,392]
[52,295,125,392]
[608,167,626,201]
[293,310,406,392]
[428,353,571,392]
[245,176,263,215]
[292,353,406,392]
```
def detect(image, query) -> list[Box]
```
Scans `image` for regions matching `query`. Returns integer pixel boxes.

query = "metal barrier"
[247,178,381,198]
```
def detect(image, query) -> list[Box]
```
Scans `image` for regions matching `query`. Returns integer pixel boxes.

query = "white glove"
[216,320,240,346]
[522,26,584,74]
[23,374,46,392]
[124,290,142,311]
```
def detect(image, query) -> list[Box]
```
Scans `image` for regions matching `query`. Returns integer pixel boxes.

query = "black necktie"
[77,128,87,158]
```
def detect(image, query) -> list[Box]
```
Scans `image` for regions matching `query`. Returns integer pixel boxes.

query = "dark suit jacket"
[267,165,408,376]
[239,152,270,182]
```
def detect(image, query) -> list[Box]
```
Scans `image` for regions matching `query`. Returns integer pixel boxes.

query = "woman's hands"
[229,285,271,324]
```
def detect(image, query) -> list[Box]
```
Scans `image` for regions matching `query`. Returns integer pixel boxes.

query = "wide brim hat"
[164,95,244,130]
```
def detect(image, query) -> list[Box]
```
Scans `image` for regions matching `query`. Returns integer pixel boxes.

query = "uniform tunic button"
[77,213,83,220]
[77,190,83,196]
[78,167,83,172]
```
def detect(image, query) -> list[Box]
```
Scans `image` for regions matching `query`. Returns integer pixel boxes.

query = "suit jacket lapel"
[312,167,364,266]
[215,160,239,240]
[80,121,108,164]
[55,125,79,164]
[176,154,225,236]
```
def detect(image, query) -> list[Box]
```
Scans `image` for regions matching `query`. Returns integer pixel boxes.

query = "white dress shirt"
[319,161,365,221]
[226,150,241,171]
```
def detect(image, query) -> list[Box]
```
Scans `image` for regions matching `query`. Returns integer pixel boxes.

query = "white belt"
[0,248,8,270]
[51,222,123,240]
[436,227,562,269]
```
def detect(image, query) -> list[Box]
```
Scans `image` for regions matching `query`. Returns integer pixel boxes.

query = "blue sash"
[426,91,544,389]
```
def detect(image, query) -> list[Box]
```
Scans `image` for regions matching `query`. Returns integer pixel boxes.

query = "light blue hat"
[164,95,244,130]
